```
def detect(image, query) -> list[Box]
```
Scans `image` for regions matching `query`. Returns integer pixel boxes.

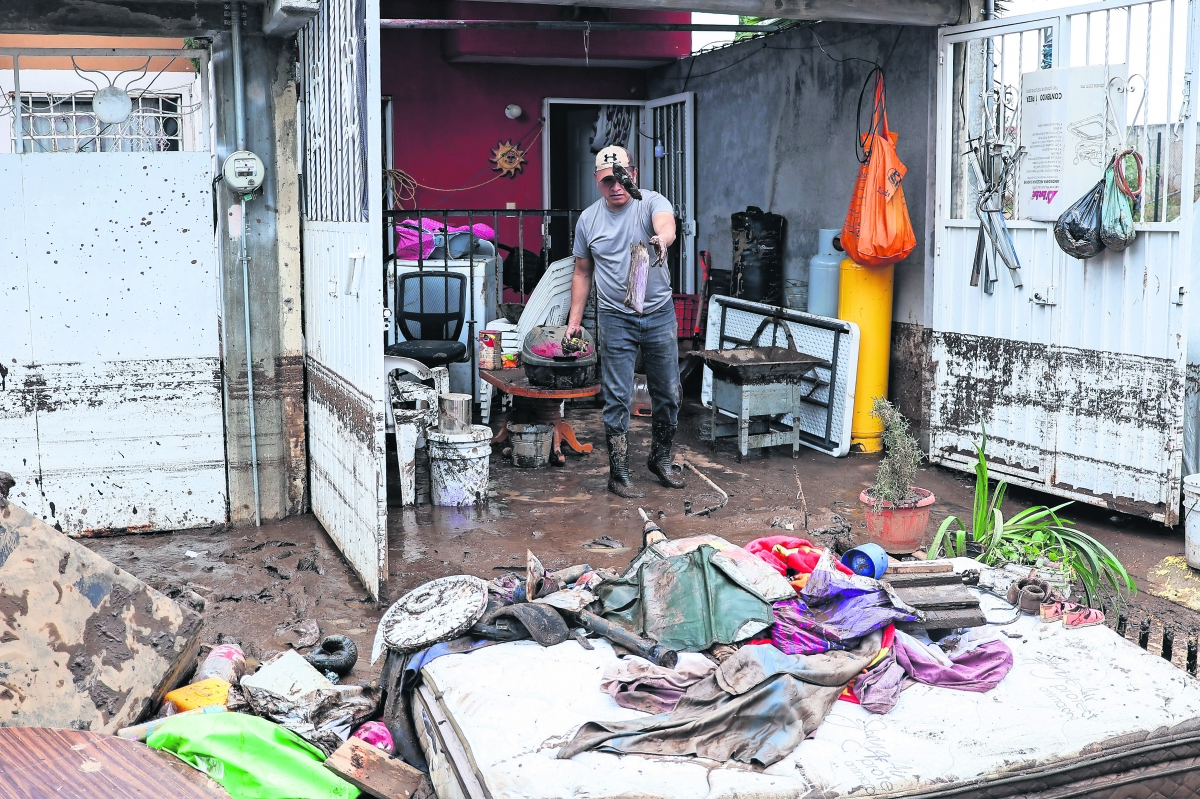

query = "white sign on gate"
[1019,64,1127,221]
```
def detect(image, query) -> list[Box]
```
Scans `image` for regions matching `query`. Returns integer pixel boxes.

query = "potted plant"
[859,397,936,554]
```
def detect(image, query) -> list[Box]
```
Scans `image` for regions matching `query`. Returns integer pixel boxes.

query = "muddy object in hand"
[305,635,359,677]
[576,609,678,668]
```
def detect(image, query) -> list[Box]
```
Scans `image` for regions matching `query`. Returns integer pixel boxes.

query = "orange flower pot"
[859,488,936,555]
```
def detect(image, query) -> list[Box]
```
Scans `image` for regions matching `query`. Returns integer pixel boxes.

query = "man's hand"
[565,321,583,339]
[649,235,667,265]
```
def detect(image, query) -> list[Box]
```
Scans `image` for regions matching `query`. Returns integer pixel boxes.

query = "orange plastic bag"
[841,69,917,268]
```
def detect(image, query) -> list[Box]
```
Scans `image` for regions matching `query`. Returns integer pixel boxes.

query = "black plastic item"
[731,206,786,304]
[707,268,732,299]
[499,244,546,295]
[522,325,599,389]
[304,635,359,677]
[1054,180,1106,259]
[392,271,468,367]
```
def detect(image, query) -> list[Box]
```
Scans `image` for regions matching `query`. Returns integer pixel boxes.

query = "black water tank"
[730,206,785,305]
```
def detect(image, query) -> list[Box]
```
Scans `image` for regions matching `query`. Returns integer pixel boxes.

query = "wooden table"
[479,366,599,466]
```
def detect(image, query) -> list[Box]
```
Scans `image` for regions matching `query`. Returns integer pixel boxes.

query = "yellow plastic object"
[837,258,894,453]
[165,677,230,712]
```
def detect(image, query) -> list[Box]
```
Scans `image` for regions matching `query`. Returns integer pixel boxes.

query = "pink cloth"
[395,218,496,260]
[600,653,718,714]
[350,721,395,753]
[893,634,1013,692]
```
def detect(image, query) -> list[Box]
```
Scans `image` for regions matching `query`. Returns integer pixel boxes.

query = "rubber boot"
[607,433,644,498]
[648,423,686,489]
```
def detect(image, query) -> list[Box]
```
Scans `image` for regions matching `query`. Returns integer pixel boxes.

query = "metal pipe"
[12,55,22,154]
[240,197,261,527]
[1139,618,1151,649]
[231,0,247,151]
[380,19,780,32]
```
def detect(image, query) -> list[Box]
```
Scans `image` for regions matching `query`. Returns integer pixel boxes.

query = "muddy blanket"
[558,631,881,766]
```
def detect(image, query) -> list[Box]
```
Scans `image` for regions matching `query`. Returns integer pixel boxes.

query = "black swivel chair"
[386,271,469,368]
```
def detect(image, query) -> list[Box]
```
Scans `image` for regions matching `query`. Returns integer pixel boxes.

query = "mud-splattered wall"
[212,31,307,525]
[647,22,938,441]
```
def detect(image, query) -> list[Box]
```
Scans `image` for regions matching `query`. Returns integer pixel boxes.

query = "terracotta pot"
[859,488,936,555]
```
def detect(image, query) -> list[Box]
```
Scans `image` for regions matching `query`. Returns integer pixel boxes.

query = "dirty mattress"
[414,613,1200,799]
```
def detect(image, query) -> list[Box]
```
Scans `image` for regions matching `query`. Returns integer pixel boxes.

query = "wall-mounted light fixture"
[504,104,523,120]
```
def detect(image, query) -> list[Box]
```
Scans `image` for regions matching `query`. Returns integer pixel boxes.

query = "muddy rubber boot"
[648,423,686,489]
[606,433,644,499]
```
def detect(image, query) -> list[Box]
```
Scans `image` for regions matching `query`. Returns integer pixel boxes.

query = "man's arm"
[565,256,594,338]
[649,211,676,263]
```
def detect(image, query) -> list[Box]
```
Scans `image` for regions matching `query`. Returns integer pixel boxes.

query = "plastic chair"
[386,271,468,367]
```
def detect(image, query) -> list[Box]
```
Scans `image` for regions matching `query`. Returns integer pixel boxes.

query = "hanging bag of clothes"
[1100,148,1144,252]
[1053,180,1106,259]
[840,67,917,268]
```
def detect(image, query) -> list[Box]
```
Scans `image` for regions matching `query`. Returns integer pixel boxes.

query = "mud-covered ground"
[82,397,1200,681]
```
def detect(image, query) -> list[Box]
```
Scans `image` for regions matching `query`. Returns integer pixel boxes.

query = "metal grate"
[298,0,369,223]
[9,92,185,153]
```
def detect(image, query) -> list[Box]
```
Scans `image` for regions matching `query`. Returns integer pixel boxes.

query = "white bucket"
[509,423,553,468]
[1185,473,1200,568]
[427,425,492,506]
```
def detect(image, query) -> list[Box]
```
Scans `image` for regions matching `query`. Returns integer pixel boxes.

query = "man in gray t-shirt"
[567,145,685,498]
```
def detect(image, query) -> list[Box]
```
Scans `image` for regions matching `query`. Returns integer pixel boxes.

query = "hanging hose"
[1112,148,1144,200]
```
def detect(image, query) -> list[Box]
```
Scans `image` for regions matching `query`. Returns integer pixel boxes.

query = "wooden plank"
[882,572,963,589]
[324,738,425,799]
[898,607,988,630]
[0,728,229,798]
[0,499,203,732]
[893,583,979,610]
[886,560,954,574]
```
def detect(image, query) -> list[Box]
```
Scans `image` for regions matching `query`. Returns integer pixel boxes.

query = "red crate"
[673,293,704,339]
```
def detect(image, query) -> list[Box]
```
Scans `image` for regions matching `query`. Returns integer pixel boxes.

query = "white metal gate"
[0,49,225,534]
[932,1,1198,523]
[643,92,696,293]
[298,0,388,598]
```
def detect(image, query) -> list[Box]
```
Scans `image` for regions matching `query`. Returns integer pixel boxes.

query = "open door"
[298,0,388,597]
[642,92,696,293]
[930,2,1197,524]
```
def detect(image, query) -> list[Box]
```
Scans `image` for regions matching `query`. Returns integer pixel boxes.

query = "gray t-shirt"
[573,190,674,315]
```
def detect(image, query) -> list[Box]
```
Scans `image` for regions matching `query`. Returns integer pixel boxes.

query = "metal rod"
[12,55,21,155]
[682,460,728,516]
[380,19,780,32]
[1117,612,1128,637]
[1163,626,1175,661]
[240,197,261,527]
[231,1,246,152]
[1188,638,1197,676]
[1139,618,1151,649]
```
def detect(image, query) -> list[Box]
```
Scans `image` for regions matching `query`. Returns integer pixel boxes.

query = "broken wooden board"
[891,583,979,610]
[882,572,963,589]
[897,608,988,631]
[0,727,229,798]
[324,738,425,799]
[0,499,202,732]
[886,560,954,574]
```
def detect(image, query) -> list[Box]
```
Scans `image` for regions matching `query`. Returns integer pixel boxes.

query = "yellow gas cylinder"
[837,258,894,453]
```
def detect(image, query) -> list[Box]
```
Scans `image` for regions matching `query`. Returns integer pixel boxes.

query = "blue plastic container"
[840,543,889,579]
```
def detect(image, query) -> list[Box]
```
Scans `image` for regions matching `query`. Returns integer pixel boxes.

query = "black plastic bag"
[1054,180,1106,259]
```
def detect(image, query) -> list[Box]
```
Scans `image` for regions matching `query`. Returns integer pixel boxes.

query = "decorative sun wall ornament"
[490,140,527,178]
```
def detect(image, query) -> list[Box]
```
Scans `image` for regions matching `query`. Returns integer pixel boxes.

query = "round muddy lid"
[371,575,489,662]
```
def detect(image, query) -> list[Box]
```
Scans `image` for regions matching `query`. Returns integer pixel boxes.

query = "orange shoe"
[1064,604,1105,629]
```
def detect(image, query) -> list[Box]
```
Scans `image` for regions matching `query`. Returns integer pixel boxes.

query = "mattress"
[413,613,1200,799]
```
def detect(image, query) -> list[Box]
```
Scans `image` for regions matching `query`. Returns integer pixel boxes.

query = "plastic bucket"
[509,424,553,468]
[427,425,492,506]
[841,543,889,579]
[1185,474,1200,568]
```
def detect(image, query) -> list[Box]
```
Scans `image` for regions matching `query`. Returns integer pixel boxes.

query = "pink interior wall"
[380,1,685,256]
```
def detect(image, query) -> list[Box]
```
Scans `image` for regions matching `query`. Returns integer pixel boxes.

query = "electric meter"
[222,150,266,193]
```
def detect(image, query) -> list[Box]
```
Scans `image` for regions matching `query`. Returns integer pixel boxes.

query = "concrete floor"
[83,397,1200,681]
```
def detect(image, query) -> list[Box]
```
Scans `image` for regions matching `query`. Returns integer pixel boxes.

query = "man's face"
[595,166,636,208]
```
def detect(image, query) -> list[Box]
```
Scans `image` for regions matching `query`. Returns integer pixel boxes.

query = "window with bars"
[10,92,186,153]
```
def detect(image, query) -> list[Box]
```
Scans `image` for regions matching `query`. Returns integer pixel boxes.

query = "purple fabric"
[778,591,918,644]
[769,599,848,655]
[395,218,496,260]
[894,638,1013,692]
[853,649,905,714]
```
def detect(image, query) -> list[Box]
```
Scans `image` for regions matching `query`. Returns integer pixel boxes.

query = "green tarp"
[147,711,359,799]
[597,544,773,651]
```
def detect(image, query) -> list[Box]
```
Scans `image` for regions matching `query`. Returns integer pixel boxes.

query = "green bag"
[1100,149,1142,252]
[147,711,360,799]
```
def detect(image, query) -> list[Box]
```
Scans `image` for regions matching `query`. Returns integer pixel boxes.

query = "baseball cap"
[595,145,632,173]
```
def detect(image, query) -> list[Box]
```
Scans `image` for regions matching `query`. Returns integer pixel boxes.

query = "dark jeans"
[598,301,680,436]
